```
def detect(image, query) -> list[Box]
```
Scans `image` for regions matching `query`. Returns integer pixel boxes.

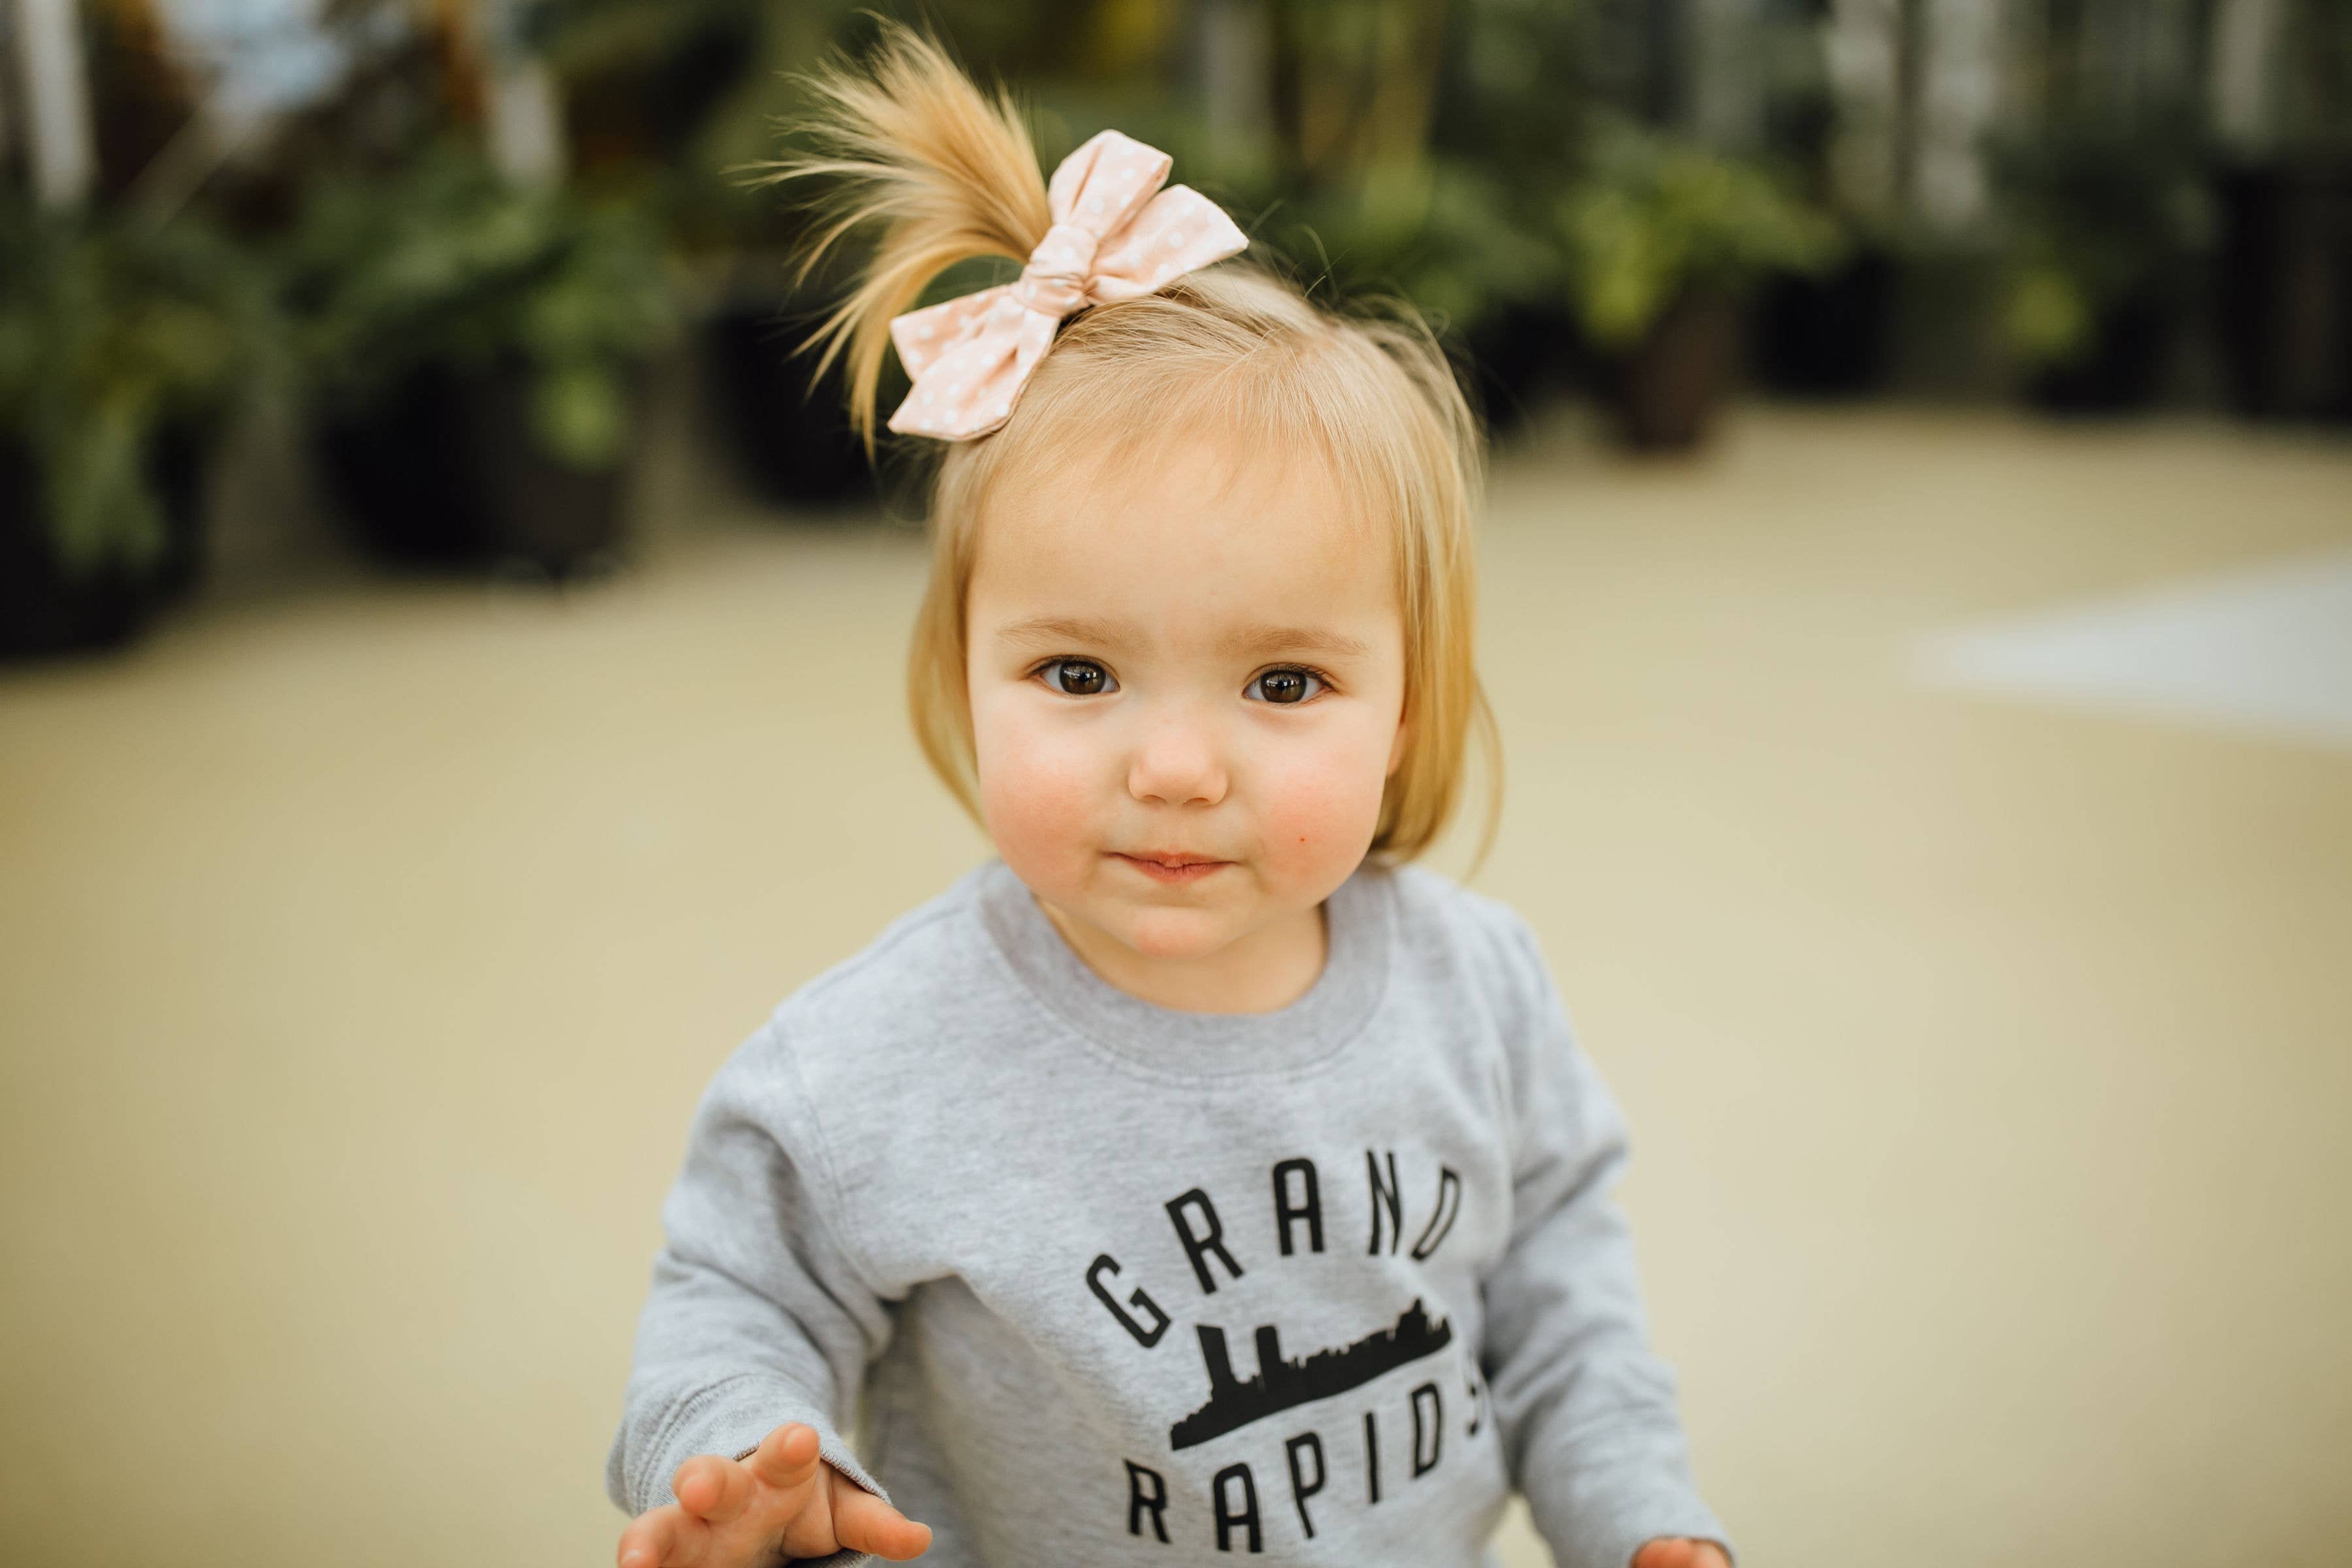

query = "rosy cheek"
[973,698,1100,885]
[1254,745,1386,889]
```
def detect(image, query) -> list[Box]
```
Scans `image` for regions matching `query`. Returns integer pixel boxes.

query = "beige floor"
[3,404,2348,1568]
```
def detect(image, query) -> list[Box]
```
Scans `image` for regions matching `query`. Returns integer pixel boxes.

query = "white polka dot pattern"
[882,128,1250,440]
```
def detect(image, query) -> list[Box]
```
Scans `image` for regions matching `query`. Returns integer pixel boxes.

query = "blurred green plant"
[1556,119,1842,350]
[534,0,1113,252]
[284,144,677,467]
[1990,125,2213,369]
[1235,0,1562,333]
[1220,155,1549,334]
[530,0,858,249]
[0,200,271,578]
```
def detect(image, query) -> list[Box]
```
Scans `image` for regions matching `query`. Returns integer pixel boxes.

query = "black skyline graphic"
[1169,1298,1454,1450]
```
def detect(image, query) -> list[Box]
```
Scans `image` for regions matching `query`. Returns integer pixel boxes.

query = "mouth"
[1113,851,1230,884]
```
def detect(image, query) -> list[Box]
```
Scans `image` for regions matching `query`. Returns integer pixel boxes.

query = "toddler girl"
[608,23,1731,1568]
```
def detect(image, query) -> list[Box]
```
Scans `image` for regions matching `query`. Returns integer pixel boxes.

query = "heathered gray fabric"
[606,855,1731,1568]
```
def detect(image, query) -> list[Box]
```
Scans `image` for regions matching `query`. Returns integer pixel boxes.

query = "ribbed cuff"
[1522,1420,1733,1568]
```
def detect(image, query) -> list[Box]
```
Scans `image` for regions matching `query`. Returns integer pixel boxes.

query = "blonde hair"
[767,20,1501,874]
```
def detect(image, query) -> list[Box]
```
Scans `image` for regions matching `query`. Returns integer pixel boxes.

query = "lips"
[1125,851,1222,868]
[1114,852,1230,883]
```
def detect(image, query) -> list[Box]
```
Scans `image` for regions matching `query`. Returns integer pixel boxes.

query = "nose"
[1126,703,1228,808]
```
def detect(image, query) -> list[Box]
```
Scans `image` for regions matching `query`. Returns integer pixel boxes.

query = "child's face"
[964,429,1408,968]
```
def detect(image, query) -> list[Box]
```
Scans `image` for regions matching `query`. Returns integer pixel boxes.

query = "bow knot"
[1011,222,1100,318]
[885,130,1249,440]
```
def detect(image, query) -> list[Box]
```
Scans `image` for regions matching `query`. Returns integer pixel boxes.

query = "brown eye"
[1247,667,1326,706]
[1044,659,1115,696]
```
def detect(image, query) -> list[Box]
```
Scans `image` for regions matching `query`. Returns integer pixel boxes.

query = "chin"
[1112,904,1232,961]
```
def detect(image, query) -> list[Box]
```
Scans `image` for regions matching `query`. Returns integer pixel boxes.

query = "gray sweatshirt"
[606,855,1730,1568]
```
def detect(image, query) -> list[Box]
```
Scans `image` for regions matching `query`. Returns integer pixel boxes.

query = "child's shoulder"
[1382,858,1551,985]
[764,861,998,1046]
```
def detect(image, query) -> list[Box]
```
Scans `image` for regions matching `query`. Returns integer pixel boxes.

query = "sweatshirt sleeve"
[1477,907,1733,1568]
[605,1015,898,1567]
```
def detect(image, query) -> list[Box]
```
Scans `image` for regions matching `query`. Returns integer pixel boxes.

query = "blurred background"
[1,2,2347,1565]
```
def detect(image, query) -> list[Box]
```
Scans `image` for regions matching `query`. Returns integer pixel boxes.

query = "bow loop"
[885,129,1249,440]
[1046,131,1170,242]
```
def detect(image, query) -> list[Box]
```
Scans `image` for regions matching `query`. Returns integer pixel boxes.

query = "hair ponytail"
[759,20,1051,452]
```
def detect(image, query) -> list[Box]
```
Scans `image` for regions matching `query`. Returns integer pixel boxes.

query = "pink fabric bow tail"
[884,129,1250,440]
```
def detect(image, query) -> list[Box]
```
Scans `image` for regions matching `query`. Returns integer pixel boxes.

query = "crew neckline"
[973,855,1395,1080]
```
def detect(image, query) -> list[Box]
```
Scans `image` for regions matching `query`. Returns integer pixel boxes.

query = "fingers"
[1631,1541,1698,1568]
[672,1453,755,1524]
[617,1503,707,1568]
[832,1486,934,1561]
[746,1421,825,1494]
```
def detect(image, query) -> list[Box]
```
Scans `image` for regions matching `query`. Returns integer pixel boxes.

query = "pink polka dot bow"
[885,129,1250,440]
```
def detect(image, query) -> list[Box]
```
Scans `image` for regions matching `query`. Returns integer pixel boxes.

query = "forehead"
[968,427,1395,640]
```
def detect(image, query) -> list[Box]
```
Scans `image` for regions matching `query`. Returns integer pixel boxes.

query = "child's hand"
[1632,1539,1731,1568]
[615,1420,932,1567]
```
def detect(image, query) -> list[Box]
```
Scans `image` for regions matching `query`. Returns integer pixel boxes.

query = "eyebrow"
[993,615,1373,661]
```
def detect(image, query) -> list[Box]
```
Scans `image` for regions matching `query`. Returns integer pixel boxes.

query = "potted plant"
[0,200,267,657]
[538,0,892,507]
[2210,2,2352,421]
[1245,156,1565,435]
[694,243,906,510]
[1242,0,1593,436]
[1555,120,1841,449]
[1741,2,1901,399]
[1989,125,2213,414]
[2214,159,2352,421]
[1750,239,1898,397]
[284,143,676,574]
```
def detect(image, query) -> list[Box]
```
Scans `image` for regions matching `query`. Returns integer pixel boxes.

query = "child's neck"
[1032,894,1330,1015]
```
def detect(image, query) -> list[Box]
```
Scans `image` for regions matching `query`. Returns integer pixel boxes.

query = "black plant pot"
[1599,291,1740,452]
[1459,302,1583,436]
[2213,161,2352,421]
[316,363,493,566]
[704,306,879,509]
[2025,293,2174,414]
[0,422,211,660]
[463,367,641,574]
[317,359,643,576]
[1752,248,1897,397]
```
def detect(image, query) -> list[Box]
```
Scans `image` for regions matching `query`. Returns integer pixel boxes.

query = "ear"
[1385,713,1410,778]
